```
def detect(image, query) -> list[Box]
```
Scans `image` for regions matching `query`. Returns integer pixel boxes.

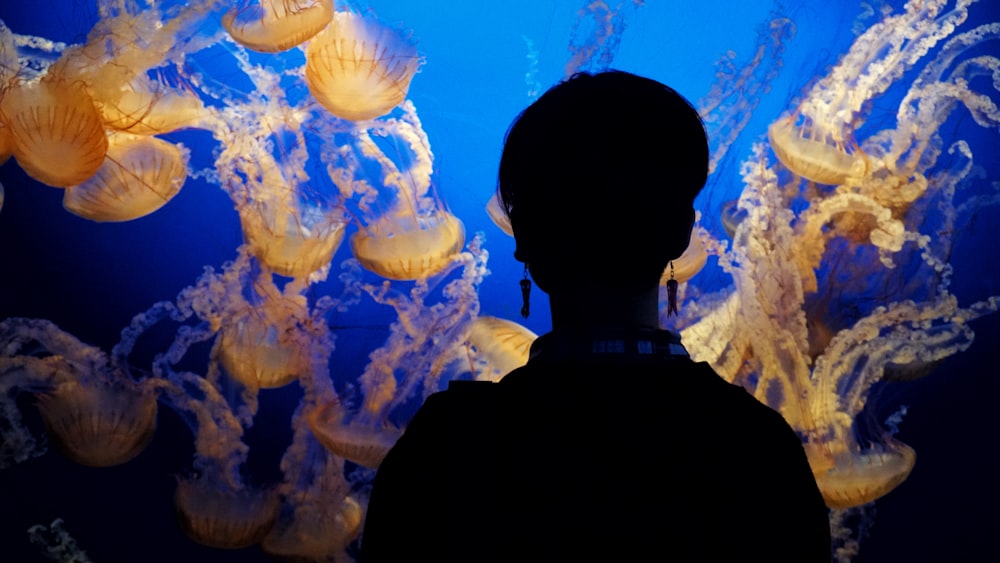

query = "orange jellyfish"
[0,120,12,167]
[465,315,537,382]
[223,0,334,53]
[98,75,207,136]
[35,380,158,467]
[307,401,402,468]
[767,111,868,185]
[240,201,347,279]
[485,192,514,237]
[351,208,466,281]
[807,438,917,510]
[261,494,362,561]
[215,291,313,390]
[0,78,108,188]
[305,10,421,121]
[174,473,279,549]
[62,133,188,222]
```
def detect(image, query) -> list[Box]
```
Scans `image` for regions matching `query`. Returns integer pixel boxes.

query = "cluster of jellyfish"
[1,0,999,561]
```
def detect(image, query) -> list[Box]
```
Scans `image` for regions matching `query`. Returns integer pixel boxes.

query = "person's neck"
[547,284,662,333]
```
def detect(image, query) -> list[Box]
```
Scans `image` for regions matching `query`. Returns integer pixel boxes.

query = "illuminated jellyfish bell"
[223,0,334,53]
[305,10,420,121]
[485,192,513,237]
[307,401,402,468]
[0,119,12,166]
[175,473,279,549]
[659,228,709,286]
[720,198,747,240]
[240,201,347,279]
[62,133,188,222]
[261,495,363,561]
[216,292,312,390]
[0,78,108,188]
[351,208,466,281]
[98,75,207,136]
[767,112,868,185]
[466,315,537,382]
[807,438,917,510]
[35,380,157,467]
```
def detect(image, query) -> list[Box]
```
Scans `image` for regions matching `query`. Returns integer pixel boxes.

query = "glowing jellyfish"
[659,225,710,286]
[808,439,917,510]
[464,315,537,382]
[485,192,513,237]
[174,473,279,549]
[261,494,362,561]
[0,79,108,188]
[62,133,188,222]
[223,0,334,53]
[0,120,12,166]
[351,209,466,281]
[98,76,207,136]
[307,401,401,468]
[35,380,157,467]
[215,292,313,390]
[240,202,347,279]
[305,10,420,121]
[767,113,869,185]
[767,0,975,185]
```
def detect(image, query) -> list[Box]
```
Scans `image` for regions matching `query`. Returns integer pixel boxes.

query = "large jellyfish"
[306,9,421,122]
[223,0,334,53]
[62,133,189,222]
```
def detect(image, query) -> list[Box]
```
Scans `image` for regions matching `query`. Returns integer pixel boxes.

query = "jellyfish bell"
[659,229,708,287]
[307,401,402,468]
[350,208,466,281]
[34,380,157,468]
[98,76,207,136]
[466,315,537,382]
[216,294,313,390]
[767,112,869,185]
[0,119,12,166]
[223,0,334,53]
[485,192,513,237]
[305,10,421,122]
[240,202,347,279]
[0,78,108,188]
[806,438,916,510]
[261,494,363,561]
[62,133,188,222]
[174,473,279,549]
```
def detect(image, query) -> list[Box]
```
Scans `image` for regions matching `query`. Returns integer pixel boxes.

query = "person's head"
[497,70,708,296]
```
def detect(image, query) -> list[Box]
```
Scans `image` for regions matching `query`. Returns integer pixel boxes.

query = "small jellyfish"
[659,228,709,286]
[174,472,279,549]
[240,202,347,279]
[0,78,108,188]
[767,112,869,185]
[261,494,362,561]
[305,10,420,121]
[307,401,401,468]
[465,315,537,382]
[223,0,334,53]
[720,198,747,240]
[350,209,466,281]
[62,133,188,222]
[35,380,157,467]
[485,192,513,237]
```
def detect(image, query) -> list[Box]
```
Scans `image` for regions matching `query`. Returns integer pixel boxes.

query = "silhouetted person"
[360,70,832,562]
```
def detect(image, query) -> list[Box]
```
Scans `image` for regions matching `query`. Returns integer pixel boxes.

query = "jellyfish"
[98,75,208,136]
[485,192,513,237]
[766,0,976,185]
[305,10,421,122]
[307,399,401,468]
[239,199,348,279]
[223,0,334,53]
[0,318,160,468]
[62,133,188,222]
[0,78,108,188]
[329,102,466,281]
[463,315,537,382]
[174,471,280,549]
[36,380,158,467]
[215,285,315,390]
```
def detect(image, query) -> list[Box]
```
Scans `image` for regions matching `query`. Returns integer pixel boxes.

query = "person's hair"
[496,70,709,288]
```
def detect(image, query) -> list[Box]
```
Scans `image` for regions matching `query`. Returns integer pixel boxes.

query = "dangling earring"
[520,265,532,319]
[666,261,679,317]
